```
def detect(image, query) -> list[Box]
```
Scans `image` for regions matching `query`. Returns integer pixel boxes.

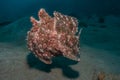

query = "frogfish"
[27,8,82,64]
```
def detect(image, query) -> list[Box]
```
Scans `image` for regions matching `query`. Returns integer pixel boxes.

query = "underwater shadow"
[27,52,80,79]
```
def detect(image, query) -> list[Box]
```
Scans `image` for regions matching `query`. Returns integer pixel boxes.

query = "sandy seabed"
[0,15,120,80]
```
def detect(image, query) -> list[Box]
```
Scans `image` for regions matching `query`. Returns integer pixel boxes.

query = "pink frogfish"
[27,8,82,64]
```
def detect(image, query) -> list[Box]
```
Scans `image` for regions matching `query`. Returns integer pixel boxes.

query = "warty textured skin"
[27,8,81,64]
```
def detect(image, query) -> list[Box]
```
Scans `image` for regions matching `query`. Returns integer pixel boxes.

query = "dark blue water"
[0,0,120,23]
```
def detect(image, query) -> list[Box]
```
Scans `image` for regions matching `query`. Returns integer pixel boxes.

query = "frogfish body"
[27,8,81,64]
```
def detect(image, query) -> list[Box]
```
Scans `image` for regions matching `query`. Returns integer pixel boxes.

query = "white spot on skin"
[60,15,63,18]
[57,34,61,39]
[72,21,76,26]
[63,48,66,53]
[65,16,69,21]
[58,13,61,17]
[53,12,57,17]
[75,36,79,39]
[71,18,76,26]
[56,17,60,20]
[41,34,44,36]
[53,18,57,31]
[37,21,41,24]
[41,28,45,31]
[71,17,74,22]
[63,21,66,24]
[67,35,71,41]
[54,12,60,17]
[43,53,48,56]
[40,49,44,52]
[66,23,69,26]
[38,44,42,48]
[47,29,50,33]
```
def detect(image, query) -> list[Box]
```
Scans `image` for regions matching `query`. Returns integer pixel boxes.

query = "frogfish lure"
[27,8,82,64]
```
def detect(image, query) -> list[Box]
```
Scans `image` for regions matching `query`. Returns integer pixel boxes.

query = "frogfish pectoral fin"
[63,52,80,61]
[38,57,52,64]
